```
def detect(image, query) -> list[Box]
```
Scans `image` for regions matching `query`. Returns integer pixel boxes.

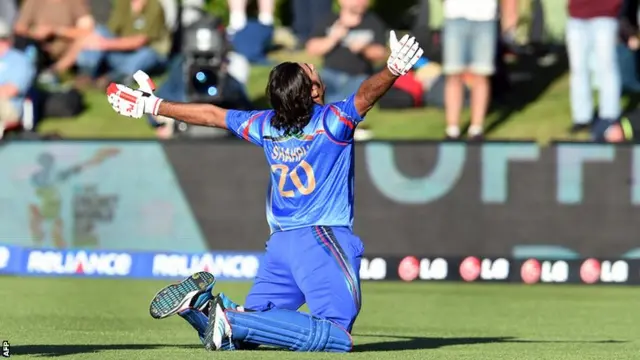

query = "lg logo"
[580,259,628,284]
[459,257,509,282]
[521,259,569,284]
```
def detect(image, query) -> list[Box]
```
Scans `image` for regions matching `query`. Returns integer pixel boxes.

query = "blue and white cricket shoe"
[204,294,234,351]
[149,271,216,319]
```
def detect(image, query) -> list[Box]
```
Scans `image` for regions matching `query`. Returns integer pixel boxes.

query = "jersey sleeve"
[323,94,364,143]
[225,110,268,146]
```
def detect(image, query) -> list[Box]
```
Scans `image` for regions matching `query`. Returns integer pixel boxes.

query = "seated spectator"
[75,0,169,88]
[13,0,95,83]
[379,57,473,110]
[306,0,388,104]
[0,20,37,139]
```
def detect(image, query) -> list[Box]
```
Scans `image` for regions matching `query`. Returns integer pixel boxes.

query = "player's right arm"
[155,101,228,129]
[105,71,228,129]
[106,71,266,146]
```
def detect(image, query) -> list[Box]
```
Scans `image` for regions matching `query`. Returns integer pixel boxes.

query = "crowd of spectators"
[1,0,640,142]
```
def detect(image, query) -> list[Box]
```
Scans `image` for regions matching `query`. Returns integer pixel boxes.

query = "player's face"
[300,63,325,104]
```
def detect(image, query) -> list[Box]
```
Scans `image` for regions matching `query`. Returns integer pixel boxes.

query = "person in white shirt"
[442,0,500,140]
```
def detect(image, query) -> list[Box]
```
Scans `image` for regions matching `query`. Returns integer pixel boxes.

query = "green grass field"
[1,277,638,359]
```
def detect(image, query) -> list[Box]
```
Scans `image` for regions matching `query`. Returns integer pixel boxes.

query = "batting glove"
[386,30,424,77]
[106,70,163,119]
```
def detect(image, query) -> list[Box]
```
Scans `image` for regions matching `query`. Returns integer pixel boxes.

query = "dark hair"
[266,62,315,136]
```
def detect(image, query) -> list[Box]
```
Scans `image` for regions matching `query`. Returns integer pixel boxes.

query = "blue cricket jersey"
[225,94,363,234]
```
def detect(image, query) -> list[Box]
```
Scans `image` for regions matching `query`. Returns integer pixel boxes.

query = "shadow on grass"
[352,334,627,352]
[481,46,570,136]
[14,337,626,356]
[12,344,201,357]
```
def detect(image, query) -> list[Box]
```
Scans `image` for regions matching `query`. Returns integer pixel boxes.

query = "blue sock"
[178,309,209,344]
[179,309,238,350]
[226,309,353,352]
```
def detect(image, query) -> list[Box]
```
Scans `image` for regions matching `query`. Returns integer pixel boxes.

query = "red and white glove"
[386,30,424,77]
[106,70,163,119]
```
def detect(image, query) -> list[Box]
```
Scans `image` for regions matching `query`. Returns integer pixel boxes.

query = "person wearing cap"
[591,112,640,142]
[0,20,36,139]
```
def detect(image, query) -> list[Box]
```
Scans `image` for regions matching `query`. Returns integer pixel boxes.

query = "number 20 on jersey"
[271,160,316,197]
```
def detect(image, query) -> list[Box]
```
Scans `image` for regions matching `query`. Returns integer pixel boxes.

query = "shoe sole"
[149,271,215,319]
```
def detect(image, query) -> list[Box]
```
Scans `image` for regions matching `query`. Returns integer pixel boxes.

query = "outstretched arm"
[353,31,423,117]
[105,71,228,129]
[353,68,397,117]
[155,101,228,128]
[106,71,268,146]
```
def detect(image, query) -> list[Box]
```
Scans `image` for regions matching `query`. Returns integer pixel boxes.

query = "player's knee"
[324,301,360,333]
[307,318,353,352]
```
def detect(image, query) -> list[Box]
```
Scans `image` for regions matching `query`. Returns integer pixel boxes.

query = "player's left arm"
[353,31,423,117]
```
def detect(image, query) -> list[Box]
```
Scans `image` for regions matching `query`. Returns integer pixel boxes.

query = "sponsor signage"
[360,257,387,280]
[0,245,639,285]
[151,253,260,279]
[164,142,640,259]
[26,250,132,276]
[0,244,262,280]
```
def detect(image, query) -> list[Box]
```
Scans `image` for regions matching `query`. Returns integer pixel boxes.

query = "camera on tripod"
[175,8,230,137]
[182,12,228,103]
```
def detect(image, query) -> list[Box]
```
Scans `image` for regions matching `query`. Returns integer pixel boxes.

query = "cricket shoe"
[204,295,233,351]
[149,271,216,319]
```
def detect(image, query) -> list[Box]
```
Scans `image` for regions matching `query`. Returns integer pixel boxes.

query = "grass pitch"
[1,277,638,359]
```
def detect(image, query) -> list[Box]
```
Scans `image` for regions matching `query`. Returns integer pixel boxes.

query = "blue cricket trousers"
[244,226,364,332]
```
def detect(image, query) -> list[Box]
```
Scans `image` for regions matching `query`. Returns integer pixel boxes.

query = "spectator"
[0,20,36,139]
[75,0,169,88]
[291,0,333,48]
[306,0,387,104]
[227,0,274,34]
[13,0,95,82]
[566,0,622,133]
[442,0,499,140]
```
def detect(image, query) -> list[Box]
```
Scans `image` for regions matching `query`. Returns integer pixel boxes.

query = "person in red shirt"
[566,0,623,133]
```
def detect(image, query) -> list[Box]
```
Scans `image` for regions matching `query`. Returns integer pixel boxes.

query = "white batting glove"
[106,70,163,119]
[386,30,424,77]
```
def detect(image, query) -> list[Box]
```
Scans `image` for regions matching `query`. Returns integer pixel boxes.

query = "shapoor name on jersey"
[26,250,132,276]
[152,253,260,279]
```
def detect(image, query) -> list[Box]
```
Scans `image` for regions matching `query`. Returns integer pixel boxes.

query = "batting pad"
[226,309,353,352]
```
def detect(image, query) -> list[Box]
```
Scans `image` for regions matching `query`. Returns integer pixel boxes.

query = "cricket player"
[106,31,423,352]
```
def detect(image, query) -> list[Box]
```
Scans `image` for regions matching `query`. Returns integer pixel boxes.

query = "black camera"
[181,9,228,103]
